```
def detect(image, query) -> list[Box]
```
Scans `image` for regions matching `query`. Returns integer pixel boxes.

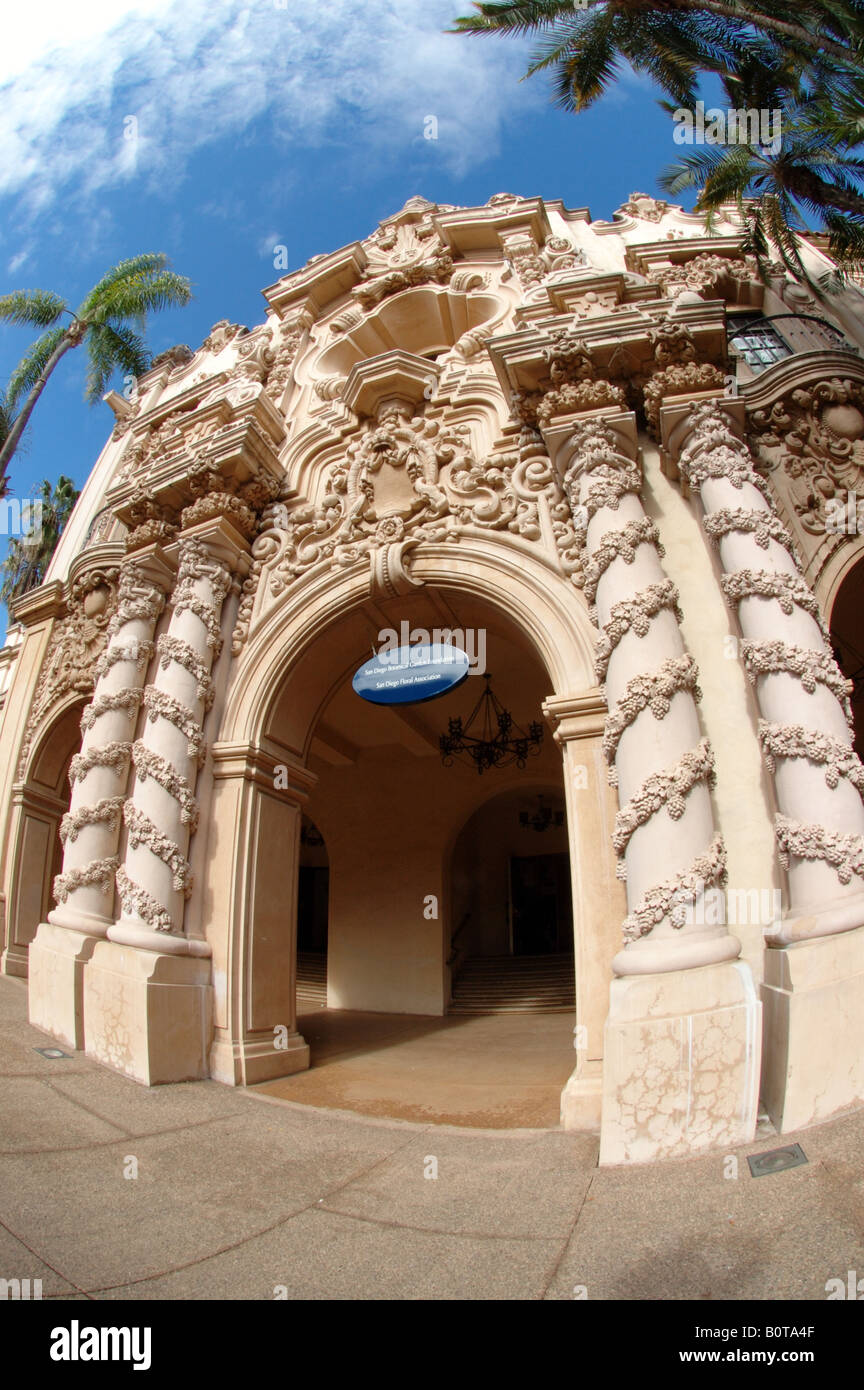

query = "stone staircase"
[448,954,575,1015]
[296,952,327,1007]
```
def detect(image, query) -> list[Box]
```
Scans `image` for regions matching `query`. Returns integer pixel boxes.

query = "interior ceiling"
[309,585,553,767]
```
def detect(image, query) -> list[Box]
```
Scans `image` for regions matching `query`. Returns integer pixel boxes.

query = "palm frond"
[0,289,67,327]
[83,323,150,404]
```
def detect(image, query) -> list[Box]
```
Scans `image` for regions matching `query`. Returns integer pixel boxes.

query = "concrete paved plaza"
[1,975,863,1301]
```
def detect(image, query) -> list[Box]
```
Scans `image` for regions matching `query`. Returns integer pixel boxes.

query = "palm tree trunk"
[0,333,77,480]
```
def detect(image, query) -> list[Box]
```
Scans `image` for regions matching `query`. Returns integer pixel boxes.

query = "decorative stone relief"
[623,836,727,941]
[759,721,864,794]
[615,192,671,225]
[514,332,627,426]
[775,817,864,885]
[601,655,703,774]
[54,856,119,905]
[345,215,453,315]
[749,378,864,542]
[17,567,120,778]
[613,739,716,873]
[646,253,757,300]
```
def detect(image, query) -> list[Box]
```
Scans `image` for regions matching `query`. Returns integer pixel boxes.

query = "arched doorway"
[206,537,620,1103]
[449,784,574,1012]
[830,555,864,757]
[1,697,86,976]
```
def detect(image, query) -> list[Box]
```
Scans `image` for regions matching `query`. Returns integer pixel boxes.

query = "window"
[728,319,790,373]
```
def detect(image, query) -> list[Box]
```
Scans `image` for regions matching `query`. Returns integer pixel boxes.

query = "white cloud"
[0,0,540,220]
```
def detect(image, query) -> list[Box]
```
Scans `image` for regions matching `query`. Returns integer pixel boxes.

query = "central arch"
[204,539,623,1110]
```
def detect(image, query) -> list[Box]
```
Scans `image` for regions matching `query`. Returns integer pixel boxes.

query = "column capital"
[119,544,177,594]
[658,394,746,478]
[211,740,319,800]
[543,690,607,743]
[172,516,252,578]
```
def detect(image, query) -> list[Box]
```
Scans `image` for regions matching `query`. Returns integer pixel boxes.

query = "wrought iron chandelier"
[440,674,543,774]
[519,795,564,833]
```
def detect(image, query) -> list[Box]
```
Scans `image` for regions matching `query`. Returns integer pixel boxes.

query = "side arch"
[1,694,87,976]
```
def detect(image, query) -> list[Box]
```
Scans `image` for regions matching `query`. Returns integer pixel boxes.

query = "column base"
[210,1031,310,1087]
[1,942,29,978]
[762,925,864,1133]
[108,918,211,957]
[83,940,212,1085]
[28,922,99,1050]
[765,889,864,946]
[560,1060,602,1131]
[599,960,761,1165]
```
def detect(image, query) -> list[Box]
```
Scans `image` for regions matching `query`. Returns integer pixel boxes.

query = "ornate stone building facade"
[2,191,864,1164]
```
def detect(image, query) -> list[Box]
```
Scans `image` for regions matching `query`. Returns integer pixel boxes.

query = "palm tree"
[660,56,864,285]
[450,2,864,110]
[0,254,192,483]
[0,475,80,604]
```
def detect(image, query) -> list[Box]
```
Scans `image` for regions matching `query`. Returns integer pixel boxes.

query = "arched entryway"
[830,555,864,757]
[206,538,622,1117]
[1,697,87,976]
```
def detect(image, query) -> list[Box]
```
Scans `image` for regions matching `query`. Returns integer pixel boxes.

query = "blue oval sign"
[352,643,471,705]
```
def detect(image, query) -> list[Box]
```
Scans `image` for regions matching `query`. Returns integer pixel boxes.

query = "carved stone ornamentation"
[749,377,864,541]
[268,407,471,589]
[615,192,671,225]
[646,253,757,299]
[346,214,453,315]
[514,333,627,427]
[16,567,120,778]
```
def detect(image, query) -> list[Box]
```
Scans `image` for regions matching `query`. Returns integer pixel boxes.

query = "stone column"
[672,399,864,1130]
[542,409,760,1163]
[28,552,173,1048]
[83,519,248,1083]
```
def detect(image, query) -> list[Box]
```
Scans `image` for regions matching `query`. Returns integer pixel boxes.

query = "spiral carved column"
[675,399,864,1131]
[29,551,173,1048]
[110,532,234,955]
[83,521,248,1084]
[560,415,739,975]
[678,401,864,942]
[542,408,760,1163]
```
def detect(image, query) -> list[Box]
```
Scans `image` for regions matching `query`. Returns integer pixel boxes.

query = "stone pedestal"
[83,939,212,1084]
[761,926,864,1133]
[28,921,99,1050]
[599,961,761,1164]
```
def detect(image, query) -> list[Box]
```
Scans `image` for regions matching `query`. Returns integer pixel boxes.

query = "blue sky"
[0,0,702,621]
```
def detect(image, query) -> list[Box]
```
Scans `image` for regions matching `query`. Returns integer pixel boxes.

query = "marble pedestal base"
[599,960,761,1165]
[84,940,212,1085]
[210,1032,311,1087]
[761,925,864,1133]
[28,921,100,1050]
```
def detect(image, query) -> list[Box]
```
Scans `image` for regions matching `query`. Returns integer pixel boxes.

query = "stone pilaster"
[28,552,173,1049]
[542,691,624,1132]
[542,407,760,1163]
[670,399,864,1130]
